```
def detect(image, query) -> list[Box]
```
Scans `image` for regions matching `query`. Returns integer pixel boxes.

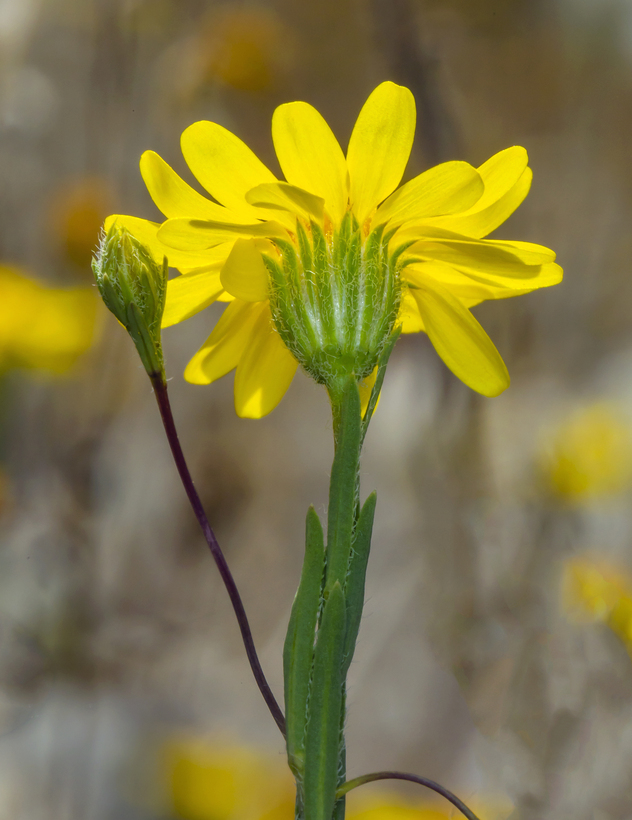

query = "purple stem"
[336,771,481,820]
[151,374,286,736]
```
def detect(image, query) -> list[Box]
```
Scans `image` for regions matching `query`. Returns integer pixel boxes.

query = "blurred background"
[3,0,632,818]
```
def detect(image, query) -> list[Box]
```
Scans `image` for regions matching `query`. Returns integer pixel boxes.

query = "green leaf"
[303,582,347,820]
[283,507,325,776]
[341,492,376,675]
[361,327,401,441]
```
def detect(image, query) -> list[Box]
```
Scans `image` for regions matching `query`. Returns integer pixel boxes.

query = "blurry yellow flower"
[199,7,295,93]
[107,81,561,417]
[47,176,114,269]
[563,557,630,622]
[162,735,510,820]
[563,557,632,652]
[162,735,295,820]
[540,404,632,502]
[166,7,296,107]
[347,795,449,820]
[0,266,97,374]
[347,793,513,820]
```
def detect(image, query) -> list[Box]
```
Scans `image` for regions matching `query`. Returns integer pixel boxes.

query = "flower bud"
[92,224,168,378]
[264,213,402,393]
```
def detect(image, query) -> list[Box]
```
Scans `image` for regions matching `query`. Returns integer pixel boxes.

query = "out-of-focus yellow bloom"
[349,793,513,820]
[162,735,295,820]
[0,266,97,375]
[563,557,632,652]
[162,736,510,820]
[539,404,632,502]
[47,176,113,269]
[348,795,450,820]
[166,7,297,107]
[198,7,295,93]
[107,82,560,417]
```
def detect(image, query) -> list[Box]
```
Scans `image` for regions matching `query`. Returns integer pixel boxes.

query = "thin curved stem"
[336,771,481,820]
[151,374,286,737]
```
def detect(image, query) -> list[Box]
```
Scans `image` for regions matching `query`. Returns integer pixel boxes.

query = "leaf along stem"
[150,373,286,736]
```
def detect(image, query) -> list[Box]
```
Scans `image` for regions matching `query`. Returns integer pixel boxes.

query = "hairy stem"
[150,373,286,736]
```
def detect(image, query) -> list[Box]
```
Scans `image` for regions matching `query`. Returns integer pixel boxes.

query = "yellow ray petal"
[405,261,562,304]
[157,218,288,252]
[405,262,509,303]
[220,238,269,302]
[140,150,253,222]
[408,231,556,263]
[271,101,348,225]
[103,214,231,272]
[246,182,325,222]
[375,162,484,226]
[410,279,510,397]
[181,121,277,218]
[358,367,379,417]
[420,167,532,239]
[347,82,416,226]
[397,287,425,333]
[162,269,226,328]
[403,234,557,287]
[234,308,298,418]
[472,146,528,210]
[184,300,262,384]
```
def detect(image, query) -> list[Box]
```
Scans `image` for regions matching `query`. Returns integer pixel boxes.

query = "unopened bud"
[92,224,168,379]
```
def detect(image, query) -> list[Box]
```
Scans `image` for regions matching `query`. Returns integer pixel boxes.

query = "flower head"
[106,82,561,417]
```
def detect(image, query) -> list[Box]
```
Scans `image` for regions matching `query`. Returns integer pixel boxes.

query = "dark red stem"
[151,374,286,736]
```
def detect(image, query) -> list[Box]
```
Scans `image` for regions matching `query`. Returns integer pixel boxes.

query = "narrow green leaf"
[341,492,376,675]
[361,327,401,441]
[326,379,362,591]
[283,507,325,775]
[303,582,347,820]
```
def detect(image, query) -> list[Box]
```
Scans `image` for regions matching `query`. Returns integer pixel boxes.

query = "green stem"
[284,378,365,820]
[284,334,399,820]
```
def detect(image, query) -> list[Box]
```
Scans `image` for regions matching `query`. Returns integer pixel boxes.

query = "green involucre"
[264,213,402,391]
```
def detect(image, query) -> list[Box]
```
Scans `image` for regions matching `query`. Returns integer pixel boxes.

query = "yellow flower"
[0,266,97,375]
[161,735,510,820]
[539,404,632,502]
[162,735,295,820]
[347,793,513,820]
[562,556,632,653]
[47,176,113,269]
[106,81,561,418]
[196,7,296,93]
